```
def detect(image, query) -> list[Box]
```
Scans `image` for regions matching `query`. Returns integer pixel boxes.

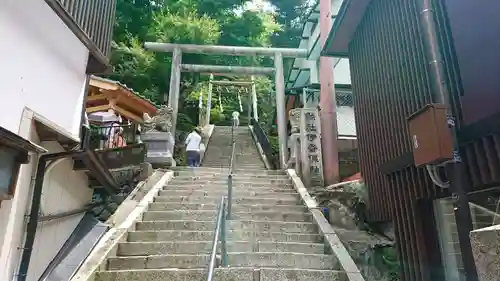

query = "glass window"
[0,146,17,195]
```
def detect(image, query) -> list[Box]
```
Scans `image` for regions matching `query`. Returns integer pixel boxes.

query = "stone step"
[148,203,307,213]
[174,173,290,180]
[108,253,337,271]
[108,254,209,270]
[172,167,285,175]
[167,178,291,185]
[136,220,317,233]
[142,210,311,222]
[94,268,347,281]
[161,185,295,193]
[158,190,297,198]
[154,195,300,205]
[165,183,293,190]
[127,231,322,243]
[228,252,338,270]
[118,241,326,256]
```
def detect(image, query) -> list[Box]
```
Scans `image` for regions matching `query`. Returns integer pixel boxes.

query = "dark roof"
[322,0,371,57]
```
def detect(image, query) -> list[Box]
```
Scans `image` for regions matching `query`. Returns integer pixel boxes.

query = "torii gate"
[143,42,339,183]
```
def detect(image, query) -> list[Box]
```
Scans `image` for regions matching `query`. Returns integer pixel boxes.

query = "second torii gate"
[144,42,308,169]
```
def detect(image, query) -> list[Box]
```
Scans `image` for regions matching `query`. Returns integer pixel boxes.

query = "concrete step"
[136,220,317,233]
[167,178,291,185]
[172,167,285,175]
[95,268,347,281]
[163,183,293,191]
[143,210,311,222]
[161,185,295,193]
[173,174,290,180]
[118,241,326,256]
[128,230,322,243]
[228,252,338,270]
[158,190,297,198]
[108,253,337,271]
[154,195,300,205]
[148,203,307,213]
[107,254,209,270]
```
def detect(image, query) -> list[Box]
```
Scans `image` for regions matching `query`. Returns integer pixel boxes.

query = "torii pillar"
[319,0,340,184]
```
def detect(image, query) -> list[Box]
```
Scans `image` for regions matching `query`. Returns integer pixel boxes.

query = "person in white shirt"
[184,127,202,167]
[232,111,240,127]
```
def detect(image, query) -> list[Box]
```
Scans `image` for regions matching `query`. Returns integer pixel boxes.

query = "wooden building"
[323,1,500,281]
[87,76,158,124]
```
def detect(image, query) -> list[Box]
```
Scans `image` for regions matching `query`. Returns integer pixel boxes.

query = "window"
[0,146,23,200]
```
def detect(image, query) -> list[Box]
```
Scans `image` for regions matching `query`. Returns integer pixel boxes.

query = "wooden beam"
[87,104,110,113]
[114,105,143,124]
[89,78,120,91]
[87,93,107,101]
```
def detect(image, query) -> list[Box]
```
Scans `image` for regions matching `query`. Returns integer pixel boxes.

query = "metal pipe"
[17,150,86,281]
[274,52,288,168]
[38,202,103,223]
[181,64,274,75]
[206,196,226,281]
[145,42,308,58]
[417,1,477,281]
[227,175,233,220]
[220,198,228,266]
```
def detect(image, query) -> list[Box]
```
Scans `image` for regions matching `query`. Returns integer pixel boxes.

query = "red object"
[342,172,362,182]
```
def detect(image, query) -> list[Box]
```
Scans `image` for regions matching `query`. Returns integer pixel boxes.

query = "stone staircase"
[202,126,265,170]
[92,126,349,281]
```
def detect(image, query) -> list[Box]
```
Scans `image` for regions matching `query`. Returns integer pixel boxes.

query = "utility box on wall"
[408,104,453,167]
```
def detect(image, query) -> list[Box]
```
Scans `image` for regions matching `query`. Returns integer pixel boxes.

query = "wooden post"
[319,0,340,184]
[251,75,258,121]
[274,52,288,169]
[169,47,182,138]
[206,74,214,125]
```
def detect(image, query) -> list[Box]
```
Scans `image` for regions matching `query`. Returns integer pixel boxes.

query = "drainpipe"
[417,1,478,281]
[17,151,87,281]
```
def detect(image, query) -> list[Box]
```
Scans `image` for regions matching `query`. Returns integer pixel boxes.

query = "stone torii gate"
[203,76,258,126]
[143,42,339,180]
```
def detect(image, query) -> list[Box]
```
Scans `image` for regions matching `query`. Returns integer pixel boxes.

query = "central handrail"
[227,119,237,219]
[206,196,228,281]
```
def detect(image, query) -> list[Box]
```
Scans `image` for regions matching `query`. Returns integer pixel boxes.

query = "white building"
[0,1,116,280]
[285,0,356,141]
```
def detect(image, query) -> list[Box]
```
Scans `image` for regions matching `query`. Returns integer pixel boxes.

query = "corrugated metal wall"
[348,0,462,280]
[58,0,116,57]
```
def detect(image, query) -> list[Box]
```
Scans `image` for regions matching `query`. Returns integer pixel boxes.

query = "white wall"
[26,141,92,281]
[0,0,89,139]
[0,128,92,281]
[0,1,92,280]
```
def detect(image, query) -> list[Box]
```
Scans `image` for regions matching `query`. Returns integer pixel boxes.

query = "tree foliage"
[109,0,313,162]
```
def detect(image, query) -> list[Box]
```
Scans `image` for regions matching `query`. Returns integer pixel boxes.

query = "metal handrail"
[226,119,237,220]
[206,196,228,281]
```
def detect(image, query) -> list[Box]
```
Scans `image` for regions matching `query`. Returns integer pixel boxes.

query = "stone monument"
[286,108,302,171]
[141,105,176,167]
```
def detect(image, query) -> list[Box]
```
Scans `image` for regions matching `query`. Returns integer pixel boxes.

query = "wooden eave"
[87,78,157,123]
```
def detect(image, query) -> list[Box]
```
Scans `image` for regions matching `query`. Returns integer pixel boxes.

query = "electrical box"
[407,104,453,167]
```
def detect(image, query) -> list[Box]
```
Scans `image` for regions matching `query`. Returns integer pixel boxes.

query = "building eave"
[321,0,371,57]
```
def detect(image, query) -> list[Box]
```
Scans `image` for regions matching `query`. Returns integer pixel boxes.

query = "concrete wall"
[0,0,89,139]
[0,1,91,280]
